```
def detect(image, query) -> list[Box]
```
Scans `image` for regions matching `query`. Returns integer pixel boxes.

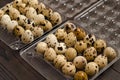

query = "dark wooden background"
[0,0,120,80]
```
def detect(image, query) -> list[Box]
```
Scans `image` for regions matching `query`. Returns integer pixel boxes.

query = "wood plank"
[95,68,120,80]
[0,45,46,80]
[0,75,5,80]
[111,59,120,72]
[0,63,16,80]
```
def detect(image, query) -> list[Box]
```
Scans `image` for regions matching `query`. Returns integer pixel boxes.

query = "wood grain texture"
[0,63,16,80]
[112,59,120,73]
[0,45,46,80]
[95,68,120,80]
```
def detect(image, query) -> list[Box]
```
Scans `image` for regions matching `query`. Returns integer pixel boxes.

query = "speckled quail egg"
[50,12,62,26]
[0,9,4,19]
[83,47,97,61]
[94,39,107,53]
[1,3,12,12]
[26,7,37,19]
[73,56,87,70]
[104,47,117,62]
[33,14,45,25]
[73,27,86,40]
[85,62,99,76]
[13,0,22,3]
[74,71,88,80]
[64,22,76,33]
[31,27,44,38]
[28,0,38,8]
[74,41,87,54]
[17,4,26,14]
[65,48,77,61]
[35,42,48,54]
[0,14,11,27]
[8,7,20,19]
[84,34,96,47]
[44,47,57,62]
[54,55,67,69]
[65,32,77,47]
[40,20,53,31]
[45,34,58,48]
[36,2,46,13]
[24,19,35,30]
[12,0,26,9]
[55,29,67,41]
[6,20,18,32]
[55,42,67,54]
[18,6,27,15]
[41,8,53,20]
[17,15,27,26]
[21,30,34,44]
[62,62,76,76]
[13,25,25,38]
[22,0,29,4]
[12,0,22,6]
[94,55,108,69]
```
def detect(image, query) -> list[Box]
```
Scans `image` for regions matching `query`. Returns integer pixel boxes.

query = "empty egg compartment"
[39,0,101,18]
[74,0,120,51]
[20,20,120,80]
[0,0,65,51]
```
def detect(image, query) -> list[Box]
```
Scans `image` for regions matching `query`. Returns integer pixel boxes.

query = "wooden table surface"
[0,0,120,80]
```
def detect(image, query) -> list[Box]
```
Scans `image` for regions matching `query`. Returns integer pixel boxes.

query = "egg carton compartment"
[39,0,100,18]
[0,0,65,51]
[74,0,120,51]
[20,21,120,80]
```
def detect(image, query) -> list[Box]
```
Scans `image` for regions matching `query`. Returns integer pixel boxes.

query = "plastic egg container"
[75,0,120,52]
[39,0,99,18]
[20,21,119,80]
[0,0,63,50]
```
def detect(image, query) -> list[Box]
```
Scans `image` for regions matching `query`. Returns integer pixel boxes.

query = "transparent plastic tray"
[20,21,120,80]
[74,0,120,52]
[0,0,65,51]
[39,0,100,18]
